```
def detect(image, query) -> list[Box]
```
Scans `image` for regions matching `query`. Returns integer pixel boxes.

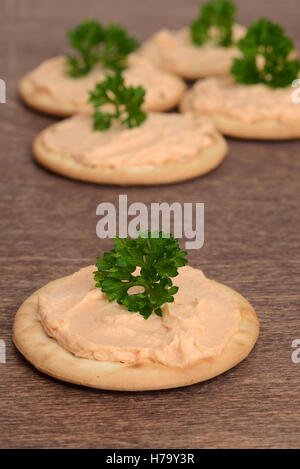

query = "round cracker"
[140,41,238,81]
[180,87,300,140]
[19,74,89,117]
[13,274,259,391]
[18,69,186,118]
[33,123,227,186]
[139,26,245,81]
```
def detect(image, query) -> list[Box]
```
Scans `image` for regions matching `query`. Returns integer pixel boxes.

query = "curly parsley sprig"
[190,0,236,48]
[94,232,188,319]
[66,20,139,77]
[88,71,147,131]
[102,24,140,71]
[231,18,300,88]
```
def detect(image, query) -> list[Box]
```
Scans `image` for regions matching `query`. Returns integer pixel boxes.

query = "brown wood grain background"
[0,0,300,449]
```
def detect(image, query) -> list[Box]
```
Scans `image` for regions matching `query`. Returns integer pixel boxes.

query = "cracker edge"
[180,87,300,140]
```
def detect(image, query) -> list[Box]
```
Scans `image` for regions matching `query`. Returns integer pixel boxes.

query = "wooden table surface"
[1,0,300,449]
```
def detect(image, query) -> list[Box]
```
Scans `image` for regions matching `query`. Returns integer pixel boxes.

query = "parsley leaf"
[94,232,188,319]
[102,24,140,72]
[66,20,139,77]
[66,20,105,77]
[190,0,236,48]
[231,18,300,88]
[88,71,147,131]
